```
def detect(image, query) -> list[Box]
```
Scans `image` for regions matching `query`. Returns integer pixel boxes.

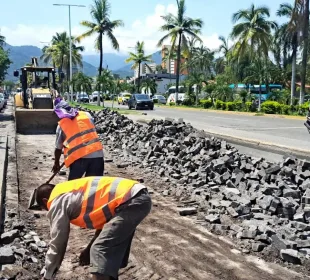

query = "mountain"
[4,44,99,81]
[83,53,127,71]
[4,44,162,80]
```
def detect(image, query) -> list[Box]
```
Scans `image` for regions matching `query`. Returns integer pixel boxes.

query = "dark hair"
[35,184,55,206]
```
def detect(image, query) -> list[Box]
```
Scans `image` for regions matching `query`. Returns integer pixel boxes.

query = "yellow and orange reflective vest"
[58,111,103,168]
[47,177,139,229]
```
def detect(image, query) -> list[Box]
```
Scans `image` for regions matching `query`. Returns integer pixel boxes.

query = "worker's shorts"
[89,188,152,279]
[68,157,104,180]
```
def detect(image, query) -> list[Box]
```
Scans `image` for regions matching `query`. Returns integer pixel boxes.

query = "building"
[134,63,157,78]
[140,73,186,94]
[161,45,188,75]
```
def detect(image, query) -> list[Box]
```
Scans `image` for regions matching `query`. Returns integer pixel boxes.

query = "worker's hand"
[79,248,90,266]
[51,162,60,173]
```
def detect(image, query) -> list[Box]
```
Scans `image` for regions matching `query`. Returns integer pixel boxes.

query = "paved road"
[102,101,310,161]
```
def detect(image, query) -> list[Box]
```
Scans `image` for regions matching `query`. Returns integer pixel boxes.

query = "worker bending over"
[53,98,104,180]
[36,176,152,280]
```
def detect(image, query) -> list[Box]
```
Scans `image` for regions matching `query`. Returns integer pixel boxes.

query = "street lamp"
[53,3,86,102]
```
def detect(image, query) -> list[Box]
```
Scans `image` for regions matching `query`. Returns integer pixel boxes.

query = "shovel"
[28,162,65,210]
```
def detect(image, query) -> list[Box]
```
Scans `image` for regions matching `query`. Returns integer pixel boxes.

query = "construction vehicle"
[13,58,63,134]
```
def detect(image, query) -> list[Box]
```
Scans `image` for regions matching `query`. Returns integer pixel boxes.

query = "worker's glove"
[79,248,90,266]
[51,162,60,174]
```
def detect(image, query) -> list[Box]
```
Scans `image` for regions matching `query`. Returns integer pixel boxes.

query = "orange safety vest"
[47,177,139,229]
[59,111,103,167]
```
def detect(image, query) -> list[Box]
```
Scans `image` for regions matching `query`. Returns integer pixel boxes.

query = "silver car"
[153,94,167,104]
[0,93,4,111]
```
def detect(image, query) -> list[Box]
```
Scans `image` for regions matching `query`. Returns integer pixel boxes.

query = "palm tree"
[244,56,268,111]
[72,72,93,94]
[96,68,114,106]
[277,3,300,105]
[189,45,214,76]
[218,36,230,59]
[0,32,6,48]
[141,78,157,96]
[157,0,203,103]
[41,45,57,69]
[41,32,84,84]
[231,4,277,60]
[125,41,152,93]
[186,72,207,106]
[77,0,123,77]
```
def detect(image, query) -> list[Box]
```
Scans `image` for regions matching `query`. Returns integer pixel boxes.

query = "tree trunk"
[98,33,103,106]
[137,62,141,93]
[291,35,297,105]
[300,0,309,105]
[175,31,182,105]
[99,33,103,77]
[258,83,262,112]
[195,85,199,107]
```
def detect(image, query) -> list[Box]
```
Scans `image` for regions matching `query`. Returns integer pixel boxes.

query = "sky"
[0,0,290,55]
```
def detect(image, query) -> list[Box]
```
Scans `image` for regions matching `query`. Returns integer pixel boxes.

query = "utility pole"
[53,3,86,102]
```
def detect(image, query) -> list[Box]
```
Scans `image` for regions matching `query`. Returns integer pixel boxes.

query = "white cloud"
[1,4,222,55]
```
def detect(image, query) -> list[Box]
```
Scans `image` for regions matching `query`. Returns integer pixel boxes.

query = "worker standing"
[35,176,152,280]
[52,98,104,180]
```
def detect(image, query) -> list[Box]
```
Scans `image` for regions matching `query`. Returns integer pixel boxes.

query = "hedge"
[199,99,213,109]
[261,101,281,114]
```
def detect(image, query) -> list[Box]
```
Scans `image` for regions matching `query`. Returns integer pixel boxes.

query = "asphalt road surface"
[102,101,310,162]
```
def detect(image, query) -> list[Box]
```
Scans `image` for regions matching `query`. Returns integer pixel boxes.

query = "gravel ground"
[11,133,309,280]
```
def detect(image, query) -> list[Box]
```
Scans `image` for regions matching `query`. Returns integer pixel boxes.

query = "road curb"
[0,134,8,234]
[154,105,306,121]
[5,101,20,224]
[0,101,20,234]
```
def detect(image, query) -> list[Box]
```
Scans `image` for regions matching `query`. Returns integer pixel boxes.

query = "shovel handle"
[46,162,65,184]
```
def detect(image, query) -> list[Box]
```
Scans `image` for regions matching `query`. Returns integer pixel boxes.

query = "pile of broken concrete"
[88,107,310,265]
[0,211,46,280]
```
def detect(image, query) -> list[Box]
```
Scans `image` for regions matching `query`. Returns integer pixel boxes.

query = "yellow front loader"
[13,58,61,134]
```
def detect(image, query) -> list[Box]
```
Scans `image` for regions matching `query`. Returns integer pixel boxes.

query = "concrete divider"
[0,134,8,233]
[15,108,58,134]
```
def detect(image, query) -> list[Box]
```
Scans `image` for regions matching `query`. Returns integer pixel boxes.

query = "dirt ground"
[16,134,310,280]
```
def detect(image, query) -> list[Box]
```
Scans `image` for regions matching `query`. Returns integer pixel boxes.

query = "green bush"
[200,99,213,109]
[280,104,290,115]
[233,101,243,111]
[204,84,216,94]
[261,101,281,114]
[169,102,175,106]
[245,101,257,112]
[294,103,309,115]
[226,102,235,111]
[153,99,158,104]
[222,102,227,110]
[182,99,194,106]
[215,100,224,110]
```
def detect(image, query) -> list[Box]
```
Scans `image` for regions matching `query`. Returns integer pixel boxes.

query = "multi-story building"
[161,45,188,75]
[134,62,157,78]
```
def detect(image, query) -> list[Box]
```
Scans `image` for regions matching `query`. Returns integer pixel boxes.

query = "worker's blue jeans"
[68,157,104,180]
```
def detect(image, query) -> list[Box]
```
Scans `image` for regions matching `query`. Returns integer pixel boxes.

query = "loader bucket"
[15,108,59,134]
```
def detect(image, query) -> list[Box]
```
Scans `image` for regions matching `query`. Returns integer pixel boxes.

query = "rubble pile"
[85,108,310,265]
[0,211,46,280]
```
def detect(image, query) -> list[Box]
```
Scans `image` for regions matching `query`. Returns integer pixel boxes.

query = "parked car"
[90,91,103,102]
[64,92,77,101]
[76,92,90,103]
[128,94,154,110]
[3,92,9,106]
[118,92,132,105]
[0,93,4,111]
[152,94,167,104]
